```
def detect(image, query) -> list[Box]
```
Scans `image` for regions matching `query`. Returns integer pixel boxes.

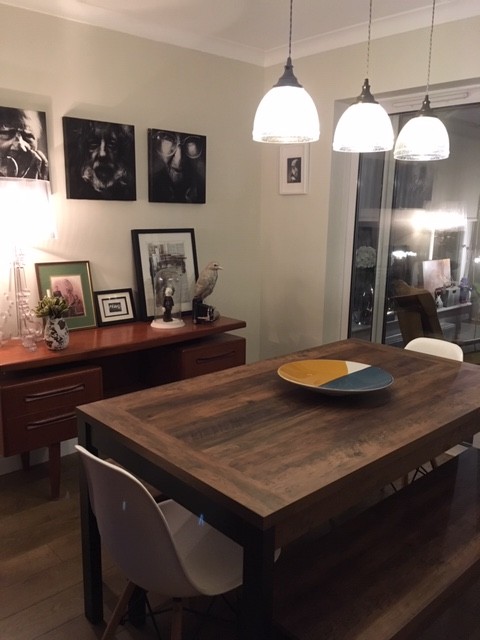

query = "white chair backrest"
[76,445,198,596]
[405,337,464,362]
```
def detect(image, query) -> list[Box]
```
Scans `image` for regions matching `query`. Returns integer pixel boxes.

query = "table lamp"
[0,177,55,349]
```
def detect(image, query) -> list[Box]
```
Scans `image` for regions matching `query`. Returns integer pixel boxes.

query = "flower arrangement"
[355,245,376,269]
[34,294,70,319]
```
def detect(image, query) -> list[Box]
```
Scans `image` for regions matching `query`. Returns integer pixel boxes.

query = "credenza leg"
[21,451,30,470]
[48,442,61,500]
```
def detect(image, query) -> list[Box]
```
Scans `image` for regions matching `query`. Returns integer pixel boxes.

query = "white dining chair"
[76,445,244,640]
[405,336,464,361]
[403,337,464,486]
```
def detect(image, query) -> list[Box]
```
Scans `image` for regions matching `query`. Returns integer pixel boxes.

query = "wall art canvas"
[63,116,136,200]
[148,129,206,204]
[0,105,49,181]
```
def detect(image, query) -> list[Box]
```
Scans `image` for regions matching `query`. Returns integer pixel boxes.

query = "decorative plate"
[277,359,394,395]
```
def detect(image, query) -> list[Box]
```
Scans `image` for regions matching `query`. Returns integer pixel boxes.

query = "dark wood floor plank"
[1,452,480,639]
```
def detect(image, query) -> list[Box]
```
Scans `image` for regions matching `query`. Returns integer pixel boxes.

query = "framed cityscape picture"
[131,228,198,320]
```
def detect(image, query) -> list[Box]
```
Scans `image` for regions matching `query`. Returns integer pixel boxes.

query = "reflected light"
[411,208,466,232]
[392,250,417,260]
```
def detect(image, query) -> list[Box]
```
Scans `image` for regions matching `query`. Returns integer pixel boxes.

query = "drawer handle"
[24,384,86,402]
[26,412,76,430]
[196,350,236,364]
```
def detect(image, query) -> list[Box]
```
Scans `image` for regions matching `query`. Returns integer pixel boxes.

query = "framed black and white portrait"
[0,105,49,181]
[279,144,309,195]
[148,129,206,204]
[63,116,136,200]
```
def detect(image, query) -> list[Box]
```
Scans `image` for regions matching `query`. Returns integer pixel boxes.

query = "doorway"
[348,97,480,353]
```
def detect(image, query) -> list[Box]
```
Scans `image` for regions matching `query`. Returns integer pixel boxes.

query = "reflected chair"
[393,287,445,345]
[76,445,244,640]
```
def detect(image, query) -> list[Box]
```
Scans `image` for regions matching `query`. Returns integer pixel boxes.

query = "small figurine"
[162,286,174,322]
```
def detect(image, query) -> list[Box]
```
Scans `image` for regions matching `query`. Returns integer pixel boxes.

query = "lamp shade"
[393,97,450,161]
[253,84,320,144]
[0,178,54,249]
[333,80,394,153]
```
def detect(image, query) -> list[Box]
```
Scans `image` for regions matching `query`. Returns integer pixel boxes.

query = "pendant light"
[332,0,393,153]
[394,0,449,161]
[252,0,319,144]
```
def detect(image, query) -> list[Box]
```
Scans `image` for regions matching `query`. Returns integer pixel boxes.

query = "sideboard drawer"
[178,334,246,379]
[0,366,103,456]
[144,334,246,385]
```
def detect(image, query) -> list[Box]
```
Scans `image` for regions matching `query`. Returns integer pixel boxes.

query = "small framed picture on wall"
[279,143,309,195]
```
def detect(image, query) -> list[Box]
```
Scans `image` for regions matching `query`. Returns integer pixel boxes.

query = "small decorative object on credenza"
[192,261,222,324]
[151,270,185,330]
[34,292,70,350]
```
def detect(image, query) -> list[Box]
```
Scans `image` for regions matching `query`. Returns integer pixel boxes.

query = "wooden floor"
[1,453,480,640]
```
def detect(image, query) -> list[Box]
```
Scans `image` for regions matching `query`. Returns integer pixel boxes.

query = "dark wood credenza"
[0,316,246,498]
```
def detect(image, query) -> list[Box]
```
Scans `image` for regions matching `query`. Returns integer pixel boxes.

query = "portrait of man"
[148,128,206,204]
[0,106,49,180]
[63,116,136,200]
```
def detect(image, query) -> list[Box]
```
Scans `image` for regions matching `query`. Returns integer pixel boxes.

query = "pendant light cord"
[288,0,293,59]
[426,0,436,95]
[366,0,372,79]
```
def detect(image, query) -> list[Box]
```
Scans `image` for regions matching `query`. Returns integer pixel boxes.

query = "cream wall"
[0,4,263,363]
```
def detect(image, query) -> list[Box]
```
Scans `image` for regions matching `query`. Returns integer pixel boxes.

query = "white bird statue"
[194,261,223,301]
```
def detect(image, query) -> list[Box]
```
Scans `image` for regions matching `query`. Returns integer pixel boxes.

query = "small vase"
[44,317,69,351]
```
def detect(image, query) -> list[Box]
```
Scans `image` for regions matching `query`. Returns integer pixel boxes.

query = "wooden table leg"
[241,526,276,640]
[78,421,104,624]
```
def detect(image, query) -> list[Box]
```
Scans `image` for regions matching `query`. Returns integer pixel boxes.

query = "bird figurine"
[194,261,223,301]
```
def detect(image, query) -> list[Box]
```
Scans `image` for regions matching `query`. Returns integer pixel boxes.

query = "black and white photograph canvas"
[63,116,136,200]
[148,129,206,204]
[0,105,49,180]
[279,144,309,194]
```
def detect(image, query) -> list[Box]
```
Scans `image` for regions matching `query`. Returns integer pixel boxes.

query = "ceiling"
[1,0,480,66]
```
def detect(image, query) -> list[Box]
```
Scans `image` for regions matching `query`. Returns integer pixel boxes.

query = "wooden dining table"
[77,338,480,639]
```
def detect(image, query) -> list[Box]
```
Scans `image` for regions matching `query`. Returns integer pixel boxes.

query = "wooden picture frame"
[131,228,199,321]
[94,288,136,326]
[279,143,309,195]
[35,261,97,330]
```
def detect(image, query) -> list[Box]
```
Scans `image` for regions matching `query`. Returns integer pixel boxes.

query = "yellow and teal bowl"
[277,359,394,395]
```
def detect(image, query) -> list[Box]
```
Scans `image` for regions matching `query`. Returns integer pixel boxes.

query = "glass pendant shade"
[394,96,450,161]
[252,58,320,143]
[333,79,394,153]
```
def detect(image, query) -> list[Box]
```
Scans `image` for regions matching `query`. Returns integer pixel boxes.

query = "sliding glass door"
[349,99,480,353]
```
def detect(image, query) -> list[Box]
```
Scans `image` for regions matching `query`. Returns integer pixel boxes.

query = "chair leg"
[170,597,183,640]
[102,580,136,640]
[430,457,438,469]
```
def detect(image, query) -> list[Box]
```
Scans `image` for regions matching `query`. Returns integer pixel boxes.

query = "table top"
[0,316,246,373]
[77,338,480,544]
